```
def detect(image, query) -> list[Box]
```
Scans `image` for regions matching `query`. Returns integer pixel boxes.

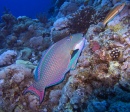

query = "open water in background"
[0,0,53,18]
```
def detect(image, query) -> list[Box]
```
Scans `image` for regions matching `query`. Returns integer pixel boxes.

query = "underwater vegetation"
[0,0,130,112]
[36,13,48,25]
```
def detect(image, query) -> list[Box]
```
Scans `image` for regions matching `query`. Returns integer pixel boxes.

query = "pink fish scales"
[24,33,85,103]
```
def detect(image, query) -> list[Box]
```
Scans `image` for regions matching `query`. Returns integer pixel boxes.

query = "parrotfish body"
[103,3,125,25]
[24,33,85,103]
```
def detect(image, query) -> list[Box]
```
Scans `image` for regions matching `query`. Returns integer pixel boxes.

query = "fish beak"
[74,38,85,50]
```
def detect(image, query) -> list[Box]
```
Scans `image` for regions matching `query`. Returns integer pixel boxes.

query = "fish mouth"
[74,37,85,50]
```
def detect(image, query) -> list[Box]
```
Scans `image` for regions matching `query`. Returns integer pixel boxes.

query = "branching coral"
[68,6,95,33]
[1,14,17,29]
[36,13,48,24]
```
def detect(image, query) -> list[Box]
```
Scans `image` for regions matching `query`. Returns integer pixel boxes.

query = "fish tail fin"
[23,85,45,104]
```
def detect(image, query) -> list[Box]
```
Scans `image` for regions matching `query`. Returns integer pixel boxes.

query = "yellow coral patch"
[107,23,123,32]
[108,61,120,75]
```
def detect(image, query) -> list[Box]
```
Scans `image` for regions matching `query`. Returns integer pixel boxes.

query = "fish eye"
[70,36,73,38]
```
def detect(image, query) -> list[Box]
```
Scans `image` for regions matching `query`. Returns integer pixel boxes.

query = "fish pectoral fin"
[23,85,45,104]
[68,49,81,70]
[69,49,81,70]
[68,38,85,70]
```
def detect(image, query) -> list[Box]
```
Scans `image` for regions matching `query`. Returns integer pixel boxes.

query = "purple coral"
[90,41,100,52]
[0,50,17,66]
[29,36,43,49]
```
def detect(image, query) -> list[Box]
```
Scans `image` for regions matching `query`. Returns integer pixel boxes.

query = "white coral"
[0,64,32,83]
[0,50,17,66]
[53,17,68,30]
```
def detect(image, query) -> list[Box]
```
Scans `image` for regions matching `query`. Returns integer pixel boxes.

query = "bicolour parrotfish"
[103,2,125,25]
[23,33,85,103]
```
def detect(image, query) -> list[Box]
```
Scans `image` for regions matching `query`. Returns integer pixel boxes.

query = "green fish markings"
[24,33,85,103]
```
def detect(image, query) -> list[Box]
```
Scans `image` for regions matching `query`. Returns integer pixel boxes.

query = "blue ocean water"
[0,0,53,18]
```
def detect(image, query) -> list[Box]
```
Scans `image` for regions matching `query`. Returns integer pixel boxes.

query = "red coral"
[90,41,100,52]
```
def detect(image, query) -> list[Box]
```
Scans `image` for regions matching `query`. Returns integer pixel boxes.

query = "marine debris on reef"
[0,0,130,112]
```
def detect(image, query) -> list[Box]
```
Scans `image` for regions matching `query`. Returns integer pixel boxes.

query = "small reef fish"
[103,2,125,25]
[24,33,85,103]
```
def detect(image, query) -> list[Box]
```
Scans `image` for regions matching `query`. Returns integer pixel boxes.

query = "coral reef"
[56,2,79,18]
[51,28,70,42]
[53,17,69,30]
[13,16,33,34]
[1,13,16,29]
[0,0,130,112]
[107,2,130,31]
[15,60,36,69]
[49,90,62,104]
[68,6,95,33]
[0,50,17,67]
[29,36,44,50]
[18,47,32,60]
[36,13,48,24]
[0,64,35,111]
